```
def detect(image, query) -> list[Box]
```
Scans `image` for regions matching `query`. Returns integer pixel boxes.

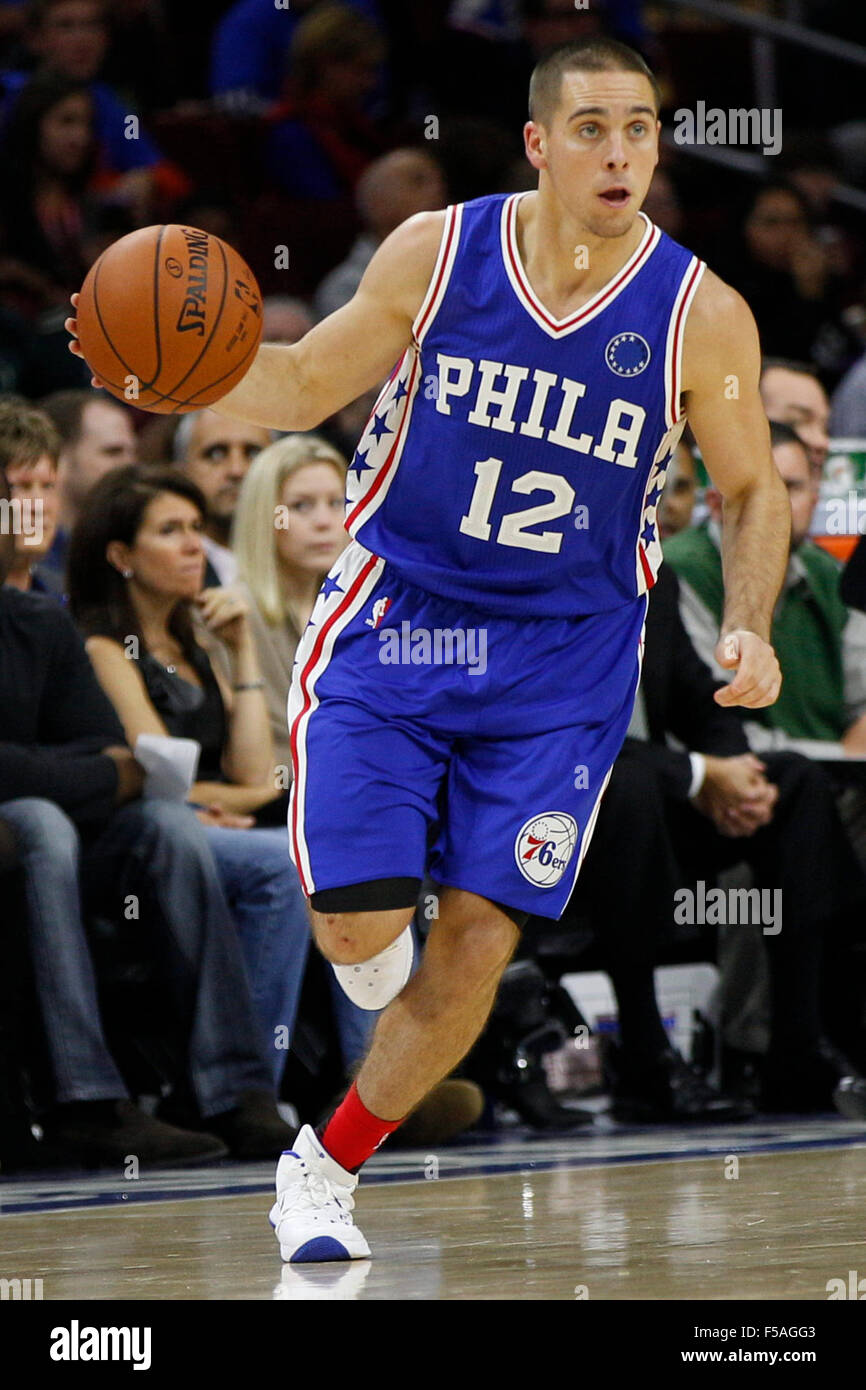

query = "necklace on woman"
[150,642,180,675]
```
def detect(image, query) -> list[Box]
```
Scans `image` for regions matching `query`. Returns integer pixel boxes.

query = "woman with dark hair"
[0,71,97,308]
[67,464,317,1089]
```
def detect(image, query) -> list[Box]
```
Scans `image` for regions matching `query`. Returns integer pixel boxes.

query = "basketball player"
[69,39,790,1263]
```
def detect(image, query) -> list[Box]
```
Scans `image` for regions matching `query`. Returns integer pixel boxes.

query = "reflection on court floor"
[2,1118,865,1300]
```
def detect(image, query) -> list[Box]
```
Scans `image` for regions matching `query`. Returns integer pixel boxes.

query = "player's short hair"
[528,37,661,126]
[0,396,60,471]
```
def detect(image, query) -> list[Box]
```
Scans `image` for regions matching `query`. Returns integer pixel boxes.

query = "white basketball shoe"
[269,1124,371,1263]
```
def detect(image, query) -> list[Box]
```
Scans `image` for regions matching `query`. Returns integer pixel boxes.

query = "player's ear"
[524,120,547,171]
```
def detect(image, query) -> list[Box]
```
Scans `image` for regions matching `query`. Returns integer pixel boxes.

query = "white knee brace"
[331,925,414,1010]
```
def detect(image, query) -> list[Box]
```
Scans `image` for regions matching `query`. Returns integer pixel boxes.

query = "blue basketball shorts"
[287,540,648,920]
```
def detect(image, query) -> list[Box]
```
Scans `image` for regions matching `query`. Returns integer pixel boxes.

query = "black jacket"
[621,564,749,800]
[841,533,866,613]
[0,587,125,828]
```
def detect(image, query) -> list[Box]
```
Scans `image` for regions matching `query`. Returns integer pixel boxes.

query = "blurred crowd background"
[4,0,866,1172]
[1,0,865,403]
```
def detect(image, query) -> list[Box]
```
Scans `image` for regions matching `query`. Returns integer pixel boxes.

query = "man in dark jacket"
[0,463,294,1165]
[543,564,866,1119]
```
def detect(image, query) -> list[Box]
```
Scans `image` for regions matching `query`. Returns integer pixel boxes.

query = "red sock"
[321,1082,406,1172]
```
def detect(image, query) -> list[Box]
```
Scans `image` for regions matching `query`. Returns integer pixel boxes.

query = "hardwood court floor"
[2,1118,866,1300]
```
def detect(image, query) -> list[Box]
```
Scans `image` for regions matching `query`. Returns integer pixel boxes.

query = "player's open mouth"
[598,188,630,206]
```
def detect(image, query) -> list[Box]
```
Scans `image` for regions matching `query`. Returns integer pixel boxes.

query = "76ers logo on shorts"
[605,332,651,377]
[515,812,578,888]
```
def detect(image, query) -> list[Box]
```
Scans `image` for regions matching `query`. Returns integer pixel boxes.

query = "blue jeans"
[0,797,273,1116]
[203,825,376,1080]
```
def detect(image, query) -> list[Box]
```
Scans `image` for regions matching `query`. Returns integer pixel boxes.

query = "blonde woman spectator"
[232,434,348,777]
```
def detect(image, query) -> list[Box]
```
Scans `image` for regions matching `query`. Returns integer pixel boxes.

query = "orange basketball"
[76,224,263,414]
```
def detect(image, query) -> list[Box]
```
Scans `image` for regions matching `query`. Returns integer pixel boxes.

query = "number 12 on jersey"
[459,456,577,554]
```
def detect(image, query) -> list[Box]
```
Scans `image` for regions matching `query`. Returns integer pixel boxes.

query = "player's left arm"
[680,270,790,708]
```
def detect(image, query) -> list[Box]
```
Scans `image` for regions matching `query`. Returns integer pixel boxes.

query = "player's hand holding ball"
[66,224,262,413]
[713,629,782,708]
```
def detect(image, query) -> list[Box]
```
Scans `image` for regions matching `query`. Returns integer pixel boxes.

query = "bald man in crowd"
[313,148,447,321]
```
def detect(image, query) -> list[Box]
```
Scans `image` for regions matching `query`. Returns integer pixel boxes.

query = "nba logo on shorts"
[515,812,578,887]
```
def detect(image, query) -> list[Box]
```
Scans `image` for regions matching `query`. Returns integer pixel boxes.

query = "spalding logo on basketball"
[76,224,263,415]
[605,331,651,377]
[514,812,578,887]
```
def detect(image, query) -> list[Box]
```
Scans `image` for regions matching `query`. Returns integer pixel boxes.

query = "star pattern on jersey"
[369,411,394,444]
[349,446,373,480]
[606,331,651,378]
[345,361,415,506]
[638,450,672,585]
[306,569,347,631]
[612,335,646,377]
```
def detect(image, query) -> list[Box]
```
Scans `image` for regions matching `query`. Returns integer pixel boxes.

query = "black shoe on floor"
[200,1089,294,1160]
[833,1076,866,1120]
[761,1042,866,1115]
[500,1077,595,1130]
[720,1044,764,1105]
[45,1099,229,1168]
[609,1047,754,1124]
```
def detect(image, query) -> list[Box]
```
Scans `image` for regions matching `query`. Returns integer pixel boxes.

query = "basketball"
[75,225,263,414]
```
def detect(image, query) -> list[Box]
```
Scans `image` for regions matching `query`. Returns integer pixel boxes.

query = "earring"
[122,568,133,579]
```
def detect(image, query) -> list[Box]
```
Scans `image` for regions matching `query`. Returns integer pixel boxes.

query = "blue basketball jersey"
[346,192,706,617]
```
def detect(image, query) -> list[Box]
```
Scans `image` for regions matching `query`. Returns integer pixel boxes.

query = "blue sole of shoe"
[289,1237,352,1263]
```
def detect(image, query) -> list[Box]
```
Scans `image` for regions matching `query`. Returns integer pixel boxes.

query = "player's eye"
[204,447,227,462]
[630,122,647,136]
[579,123,599,138]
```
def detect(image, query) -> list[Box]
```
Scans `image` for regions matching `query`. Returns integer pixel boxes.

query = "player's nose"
[604,134,629,167]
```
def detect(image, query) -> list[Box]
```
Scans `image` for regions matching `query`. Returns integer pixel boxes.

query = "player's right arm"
[67,211,446,432]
